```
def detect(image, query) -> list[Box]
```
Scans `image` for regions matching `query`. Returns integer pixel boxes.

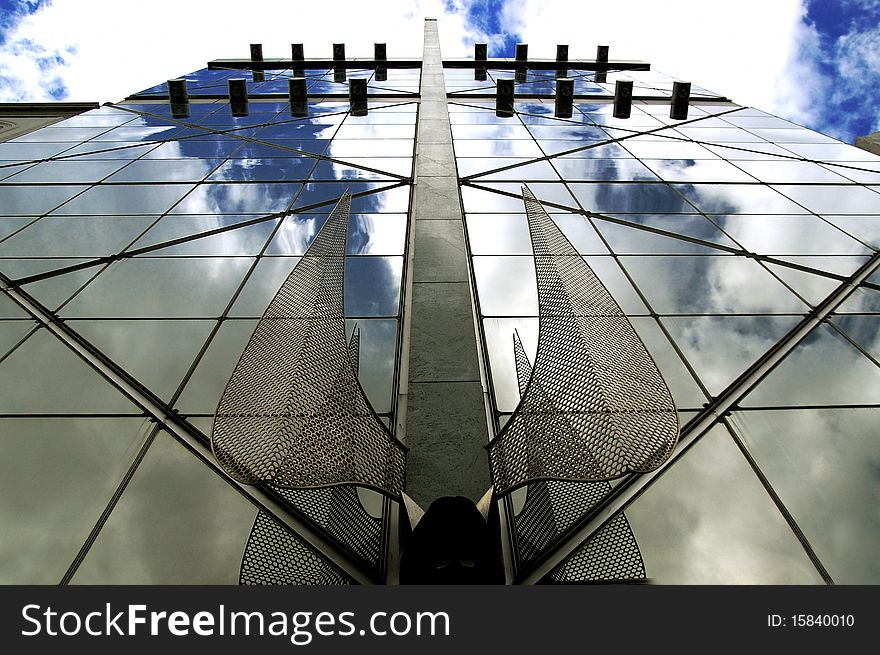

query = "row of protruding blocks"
[496,77,692,120]
[167,40,691,121]
[168,74,691,121]
[244,42,602,63]
[248,43,388,61]
[166,75,370,118]
[476,43,609,63]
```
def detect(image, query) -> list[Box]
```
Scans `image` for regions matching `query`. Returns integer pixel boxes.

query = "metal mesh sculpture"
[544,512,646,583]
[509,331,646,581]
[240,511,354,585]
[487,186,679,495]
[211,191,406,495]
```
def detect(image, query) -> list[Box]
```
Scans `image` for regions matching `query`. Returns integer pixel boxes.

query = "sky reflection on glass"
[623,425,824,583]
[730,408,880,583]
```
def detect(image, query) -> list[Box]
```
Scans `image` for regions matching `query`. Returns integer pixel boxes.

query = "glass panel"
[0,256,94,279]
[50,184,194,215]
[552,215,608,253]
[0,329,141,414]
[107,158,225,183]
[662,315,800,396]
[130,215,278,256]
[620,256,807,314]
[673,184,809,214]
[174,319,258,415]
[473,182,578,210]
[623,425,824,583]
[733,160,852,183]
[345,318,397,414]
[0,216,155,257]
[228,257,300,318]
[61,141,160,159]
[554,142,634,159]
[702,142,803,159]
[464,160,560,181]
[169,182,301,214]
[629,317,708,408]
[264,214,327,255]
[605,213,739,248]
[71,431,258,584]
[473,256,538,316]
[0,417,150,583]
[819,162,880,184]
[621,139,719,160]
[778,143,876,161]
[345,214,407,255]
[0,320,35,358]
[143,140,244,159]
[771,185,880,215]
[674,126,768,143]
[482,317,538,412]
[837,287,880,314]
[0,142,78,160]
[466,214,533,255]
[773,255,869,277]
[595,218,729,255]
[711,215,870,255]
[741,324,880,406]
[69,320,216,402]
[0,185,88,215]
[19,266,104,312]
[59,258,253,318]
[640,159,756,183]
[344,256,402,316]
[0,217,33,241]
[207,157,316,182]
[327,140,413,158]
[730,408,880,583]
[0,289,28,318]
[13,126,113,142]
[829,314,880,361]
[453,139,544,158]
[550,158,659,181]
[824,215,880,249]
[7,160,128,183]
[763,263,842,307]
[570,183,698,214]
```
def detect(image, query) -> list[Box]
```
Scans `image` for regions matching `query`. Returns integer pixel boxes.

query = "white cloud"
[5,0,871,140]
[503,0,807,114]
[0,0,487,104]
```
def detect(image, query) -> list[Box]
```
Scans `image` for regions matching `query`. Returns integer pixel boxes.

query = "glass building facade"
[1,21,878,585]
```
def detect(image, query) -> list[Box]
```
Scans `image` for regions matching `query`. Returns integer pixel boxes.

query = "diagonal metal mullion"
[518,248,880,584]
[1,274,379,584]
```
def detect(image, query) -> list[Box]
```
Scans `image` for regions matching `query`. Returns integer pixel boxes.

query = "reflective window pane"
[71,431,258,584]
[730,408,880,582]
[622,425,824,583]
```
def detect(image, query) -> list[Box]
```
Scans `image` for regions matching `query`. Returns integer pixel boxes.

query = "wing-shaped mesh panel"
[487,186,678,494]
[211,192,406,495]
[507,330,645,580]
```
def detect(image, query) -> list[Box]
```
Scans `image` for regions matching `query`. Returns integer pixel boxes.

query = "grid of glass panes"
[0,91,415,583]
[454,96,880,584]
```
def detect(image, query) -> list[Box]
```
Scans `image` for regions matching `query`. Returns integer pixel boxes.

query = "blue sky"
[795,0,880,141]
[0,0,878,144]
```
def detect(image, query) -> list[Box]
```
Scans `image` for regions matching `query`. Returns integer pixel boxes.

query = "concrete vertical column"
[400,19,490,508]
